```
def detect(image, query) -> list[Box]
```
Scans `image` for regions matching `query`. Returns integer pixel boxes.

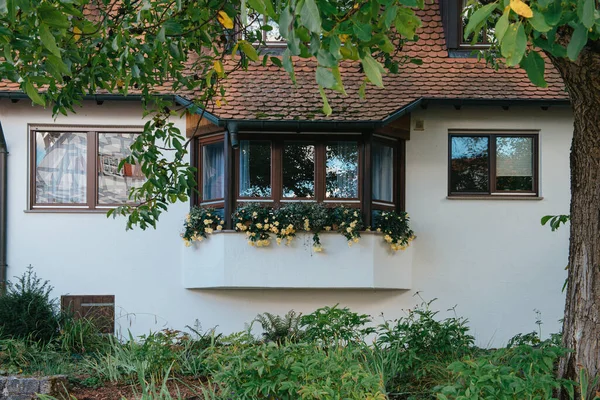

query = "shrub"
[435,341,574,399]
[373,300,475,397]
[58,315,110,355]
[0,266,59,343]
[301,304,375,345]
[206,341,386,400]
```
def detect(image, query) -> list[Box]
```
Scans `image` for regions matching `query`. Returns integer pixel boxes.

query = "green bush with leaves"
[0,266,59,344]
[206,341,386,400]
[301,304,375,345]
[435,341,574,400]
[373,300,476,397]
[254,310,304,344]
[373,210,416,251]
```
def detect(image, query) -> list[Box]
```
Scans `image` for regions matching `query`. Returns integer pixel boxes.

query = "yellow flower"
[197,236,204,242]
[348,241,353,247]
[252,211,258,218]
[256,240,263,247]
[256,223,263,229]
[264,223,270,229]
[241,225,247,231]
[220,220,224,225]
[346,227,352,233]
[251,232,256,237]
[340,222,345,226]
[324,226,331,231]
[286,237,293,245]
[264,218,269,223]
[246,231,251,237]
[288,224,294,230]
[203,219,209,225]
[206,227,213,234]
[248,241,255,246]
[303,219,310,231]
[236,222,243,229]
[384,235,392,243]
[376,228,381,233]
[184,240,191,247]
[313,245,323,253]
[353,237,359,243]
[350,221,356,228]
[216,225,222,231]
[185,214,191,222]
[276,238,282,245]
[353,211,358,217]
[274,221,279,226]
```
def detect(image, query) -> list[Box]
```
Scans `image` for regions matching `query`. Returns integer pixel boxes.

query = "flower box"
[182,231,413,289]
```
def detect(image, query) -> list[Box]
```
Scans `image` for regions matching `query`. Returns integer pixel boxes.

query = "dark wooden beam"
[186,112,223,138]
[362,132,373,227]
[223,130,235,229]
[375,114,411,140]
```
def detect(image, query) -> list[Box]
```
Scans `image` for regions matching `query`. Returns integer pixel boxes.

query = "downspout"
[0,123,7,294]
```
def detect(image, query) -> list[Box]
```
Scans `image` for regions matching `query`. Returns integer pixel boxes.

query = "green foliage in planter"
[205,341,387,400]
[0,266,59,344]
[181,207,224,246]
[233,203,364,251]
[373,210,416,251]
[435,339,574,400]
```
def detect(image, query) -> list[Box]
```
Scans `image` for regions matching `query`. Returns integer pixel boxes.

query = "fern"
[254,310,303,344]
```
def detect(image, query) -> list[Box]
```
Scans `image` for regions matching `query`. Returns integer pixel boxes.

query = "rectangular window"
[372,142,394,203]
[31,127,144,210]
[449,132,538,196]
[326,141,359,199]
[282,142,315,198]
[239,140,272,198]
[202,142,224,201]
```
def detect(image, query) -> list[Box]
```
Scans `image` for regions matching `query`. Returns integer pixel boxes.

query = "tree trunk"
[549,47,600,397]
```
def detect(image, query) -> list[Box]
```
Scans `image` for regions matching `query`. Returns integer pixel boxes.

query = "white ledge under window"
[182,232,413,290]
[446,195,543,200]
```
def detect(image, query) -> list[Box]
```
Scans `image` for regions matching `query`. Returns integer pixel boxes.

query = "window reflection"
[326,142,359,198]
[98,133,146,204]
[282,143,315,198]
[239,140,272,197]
[450,136,489,192]
[496,136,534,191]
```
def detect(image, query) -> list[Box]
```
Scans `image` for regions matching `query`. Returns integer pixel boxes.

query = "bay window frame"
[28,124,144,212]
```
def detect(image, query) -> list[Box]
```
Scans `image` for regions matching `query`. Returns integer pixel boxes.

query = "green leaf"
[464,2,498,40]
[282,49,296,84]
[529,11,551,32]
[500,22,527,66]
[495,8,510,42]
[270,56,282,67]
[382,6,398,29]
[352,22,372,41]
[318,86,332,116]
[239,40,259,61]
[38,4,70,28]
[395,9,421,39]
[247,0,266,15]
[278,6,293,39]
[25,82,45,106]
[163,20,183,35]
[567,23,588,61]
[520,51,547,87]
[399,0,418,6]
[542,0,562,25]
[316,66,336,88]
[360,54,384,87]
[579,0,595,29]
[299,0,321,33]
[46,54,69,75]
[39,24,61,57]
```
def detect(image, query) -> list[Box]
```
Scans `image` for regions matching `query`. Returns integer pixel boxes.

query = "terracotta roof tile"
[0,0,567,121]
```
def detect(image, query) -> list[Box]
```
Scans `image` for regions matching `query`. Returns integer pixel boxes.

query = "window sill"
[24,209,113,214]
[446,195,543,201]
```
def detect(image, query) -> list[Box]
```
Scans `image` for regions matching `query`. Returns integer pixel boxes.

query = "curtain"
[239,140,251,196]
[326,141,358,198]
[202,142,224,200]
[496,137,533,177]
[35,132,87,204]
[372,143,394,202]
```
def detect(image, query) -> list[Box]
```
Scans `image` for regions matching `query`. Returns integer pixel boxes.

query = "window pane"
[239,140,271,197]
[98,133,146,205]
[496,136,534,191]
[450,136,489,193]
[283,143,315,198]
[372,142,394,202]
[326,141,359,198]
[35,131,87,204]
[202,142,224,200]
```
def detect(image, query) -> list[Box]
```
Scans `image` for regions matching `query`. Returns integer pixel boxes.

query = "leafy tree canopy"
[0,0,424,228]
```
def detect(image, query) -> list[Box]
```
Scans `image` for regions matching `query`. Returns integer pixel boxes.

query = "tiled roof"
[215,0,567,121]
[0,0,568,122]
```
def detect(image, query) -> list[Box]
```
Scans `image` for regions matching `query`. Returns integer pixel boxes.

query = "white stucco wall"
[0,100,572,347]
